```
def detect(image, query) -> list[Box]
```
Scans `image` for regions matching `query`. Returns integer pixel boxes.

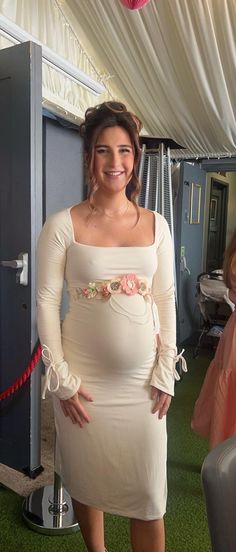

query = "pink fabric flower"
[82,288,89,297]
[120,273,140,295]
[100,285,110,297]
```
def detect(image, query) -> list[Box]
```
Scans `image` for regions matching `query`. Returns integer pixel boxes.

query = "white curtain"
[65,0,236,157]
[0,0,113,122]
[1,0,236,157]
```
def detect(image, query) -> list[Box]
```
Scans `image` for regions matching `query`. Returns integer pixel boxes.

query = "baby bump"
[62,294,156,372]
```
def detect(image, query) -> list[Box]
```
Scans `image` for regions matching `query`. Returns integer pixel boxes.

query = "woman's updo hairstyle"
[80,101,143,205]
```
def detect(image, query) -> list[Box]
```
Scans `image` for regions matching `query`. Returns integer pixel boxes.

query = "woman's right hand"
[60,385,93,427]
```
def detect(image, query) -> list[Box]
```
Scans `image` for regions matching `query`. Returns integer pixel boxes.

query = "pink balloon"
[119,0,151,10]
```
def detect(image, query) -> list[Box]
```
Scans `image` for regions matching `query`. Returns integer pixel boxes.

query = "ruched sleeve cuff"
[150,348,187,396]
[41,345,81,400]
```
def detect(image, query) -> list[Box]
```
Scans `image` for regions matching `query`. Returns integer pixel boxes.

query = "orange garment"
[191,266,236,449]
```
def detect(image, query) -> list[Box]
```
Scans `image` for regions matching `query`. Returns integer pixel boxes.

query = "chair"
[201,436,236,552]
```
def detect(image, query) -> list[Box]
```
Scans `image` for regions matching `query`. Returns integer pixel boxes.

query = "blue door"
[175,162,206,344]
[0,42,42,474]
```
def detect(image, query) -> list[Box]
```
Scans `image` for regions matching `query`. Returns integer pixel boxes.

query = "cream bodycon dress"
[37,207,176,521]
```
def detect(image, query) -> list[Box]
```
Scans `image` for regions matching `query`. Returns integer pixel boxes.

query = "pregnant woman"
[37,101,177,552]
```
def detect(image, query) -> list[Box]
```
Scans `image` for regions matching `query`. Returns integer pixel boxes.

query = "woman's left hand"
[150,387,172,418]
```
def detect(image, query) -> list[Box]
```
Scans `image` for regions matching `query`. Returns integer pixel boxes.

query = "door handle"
[0,252,28,286]
[180,255,191,275]
[1,259,23,268]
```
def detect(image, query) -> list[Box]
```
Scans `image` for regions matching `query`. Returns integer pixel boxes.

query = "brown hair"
[223,228,236,287]
[79,101,142,209]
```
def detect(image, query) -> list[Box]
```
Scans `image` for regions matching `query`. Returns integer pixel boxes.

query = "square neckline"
[67,206,156,249]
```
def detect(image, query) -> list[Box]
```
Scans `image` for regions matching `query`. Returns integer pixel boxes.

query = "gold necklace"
[88,199,129,219]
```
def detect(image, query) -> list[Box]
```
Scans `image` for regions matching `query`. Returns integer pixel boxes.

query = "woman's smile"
[104,170,125,178]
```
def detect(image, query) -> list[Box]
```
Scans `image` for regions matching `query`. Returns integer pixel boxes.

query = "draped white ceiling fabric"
[0,0,236,158]
[0,0,114,121]
[65,0,236,158]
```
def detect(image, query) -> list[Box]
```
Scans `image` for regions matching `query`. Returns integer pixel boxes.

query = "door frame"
[206,178,228,271]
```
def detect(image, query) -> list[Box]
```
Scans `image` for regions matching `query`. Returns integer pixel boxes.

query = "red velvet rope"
[0,343,42,401]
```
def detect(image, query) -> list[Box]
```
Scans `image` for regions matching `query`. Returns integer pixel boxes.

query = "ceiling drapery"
[0,0,236,158]
[65,0,236,158]
[0,0,114,122]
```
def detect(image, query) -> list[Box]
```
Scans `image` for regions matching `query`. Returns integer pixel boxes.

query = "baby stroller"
[194,269,235,358]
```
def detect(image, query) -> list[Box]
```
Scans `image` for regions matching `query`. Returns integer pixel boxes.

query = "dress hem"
[69,493,166,520]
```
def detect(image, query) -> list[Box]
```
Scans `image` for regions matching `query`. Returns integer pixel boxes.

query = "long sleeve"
[150,213,177,396]
[37,210,81,400]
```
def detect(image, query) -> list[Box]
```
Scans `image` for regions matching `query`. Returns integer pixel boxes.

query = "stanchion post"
[22,437,79,535]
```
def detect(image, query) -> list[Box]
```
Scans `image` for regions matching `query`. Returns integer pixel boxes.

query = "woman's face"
[93,126,134,195]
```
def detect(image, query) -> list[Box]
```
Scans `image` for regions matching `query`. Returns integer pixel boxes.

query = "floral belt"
[72,273,152,301]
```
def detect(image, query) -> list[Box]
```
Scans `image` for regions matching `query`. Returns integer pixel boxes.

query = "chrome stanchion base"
[22,484,80,535]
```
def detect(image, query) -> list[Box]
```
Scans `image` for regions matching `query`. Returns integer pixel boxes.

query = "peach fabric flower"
[120,273,140,295]
[107,278,122,294]
[138,279,149,296]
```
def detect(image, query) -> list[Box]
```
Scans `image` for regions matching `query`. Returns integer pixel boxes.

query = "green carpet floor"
[0,347,212,551]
